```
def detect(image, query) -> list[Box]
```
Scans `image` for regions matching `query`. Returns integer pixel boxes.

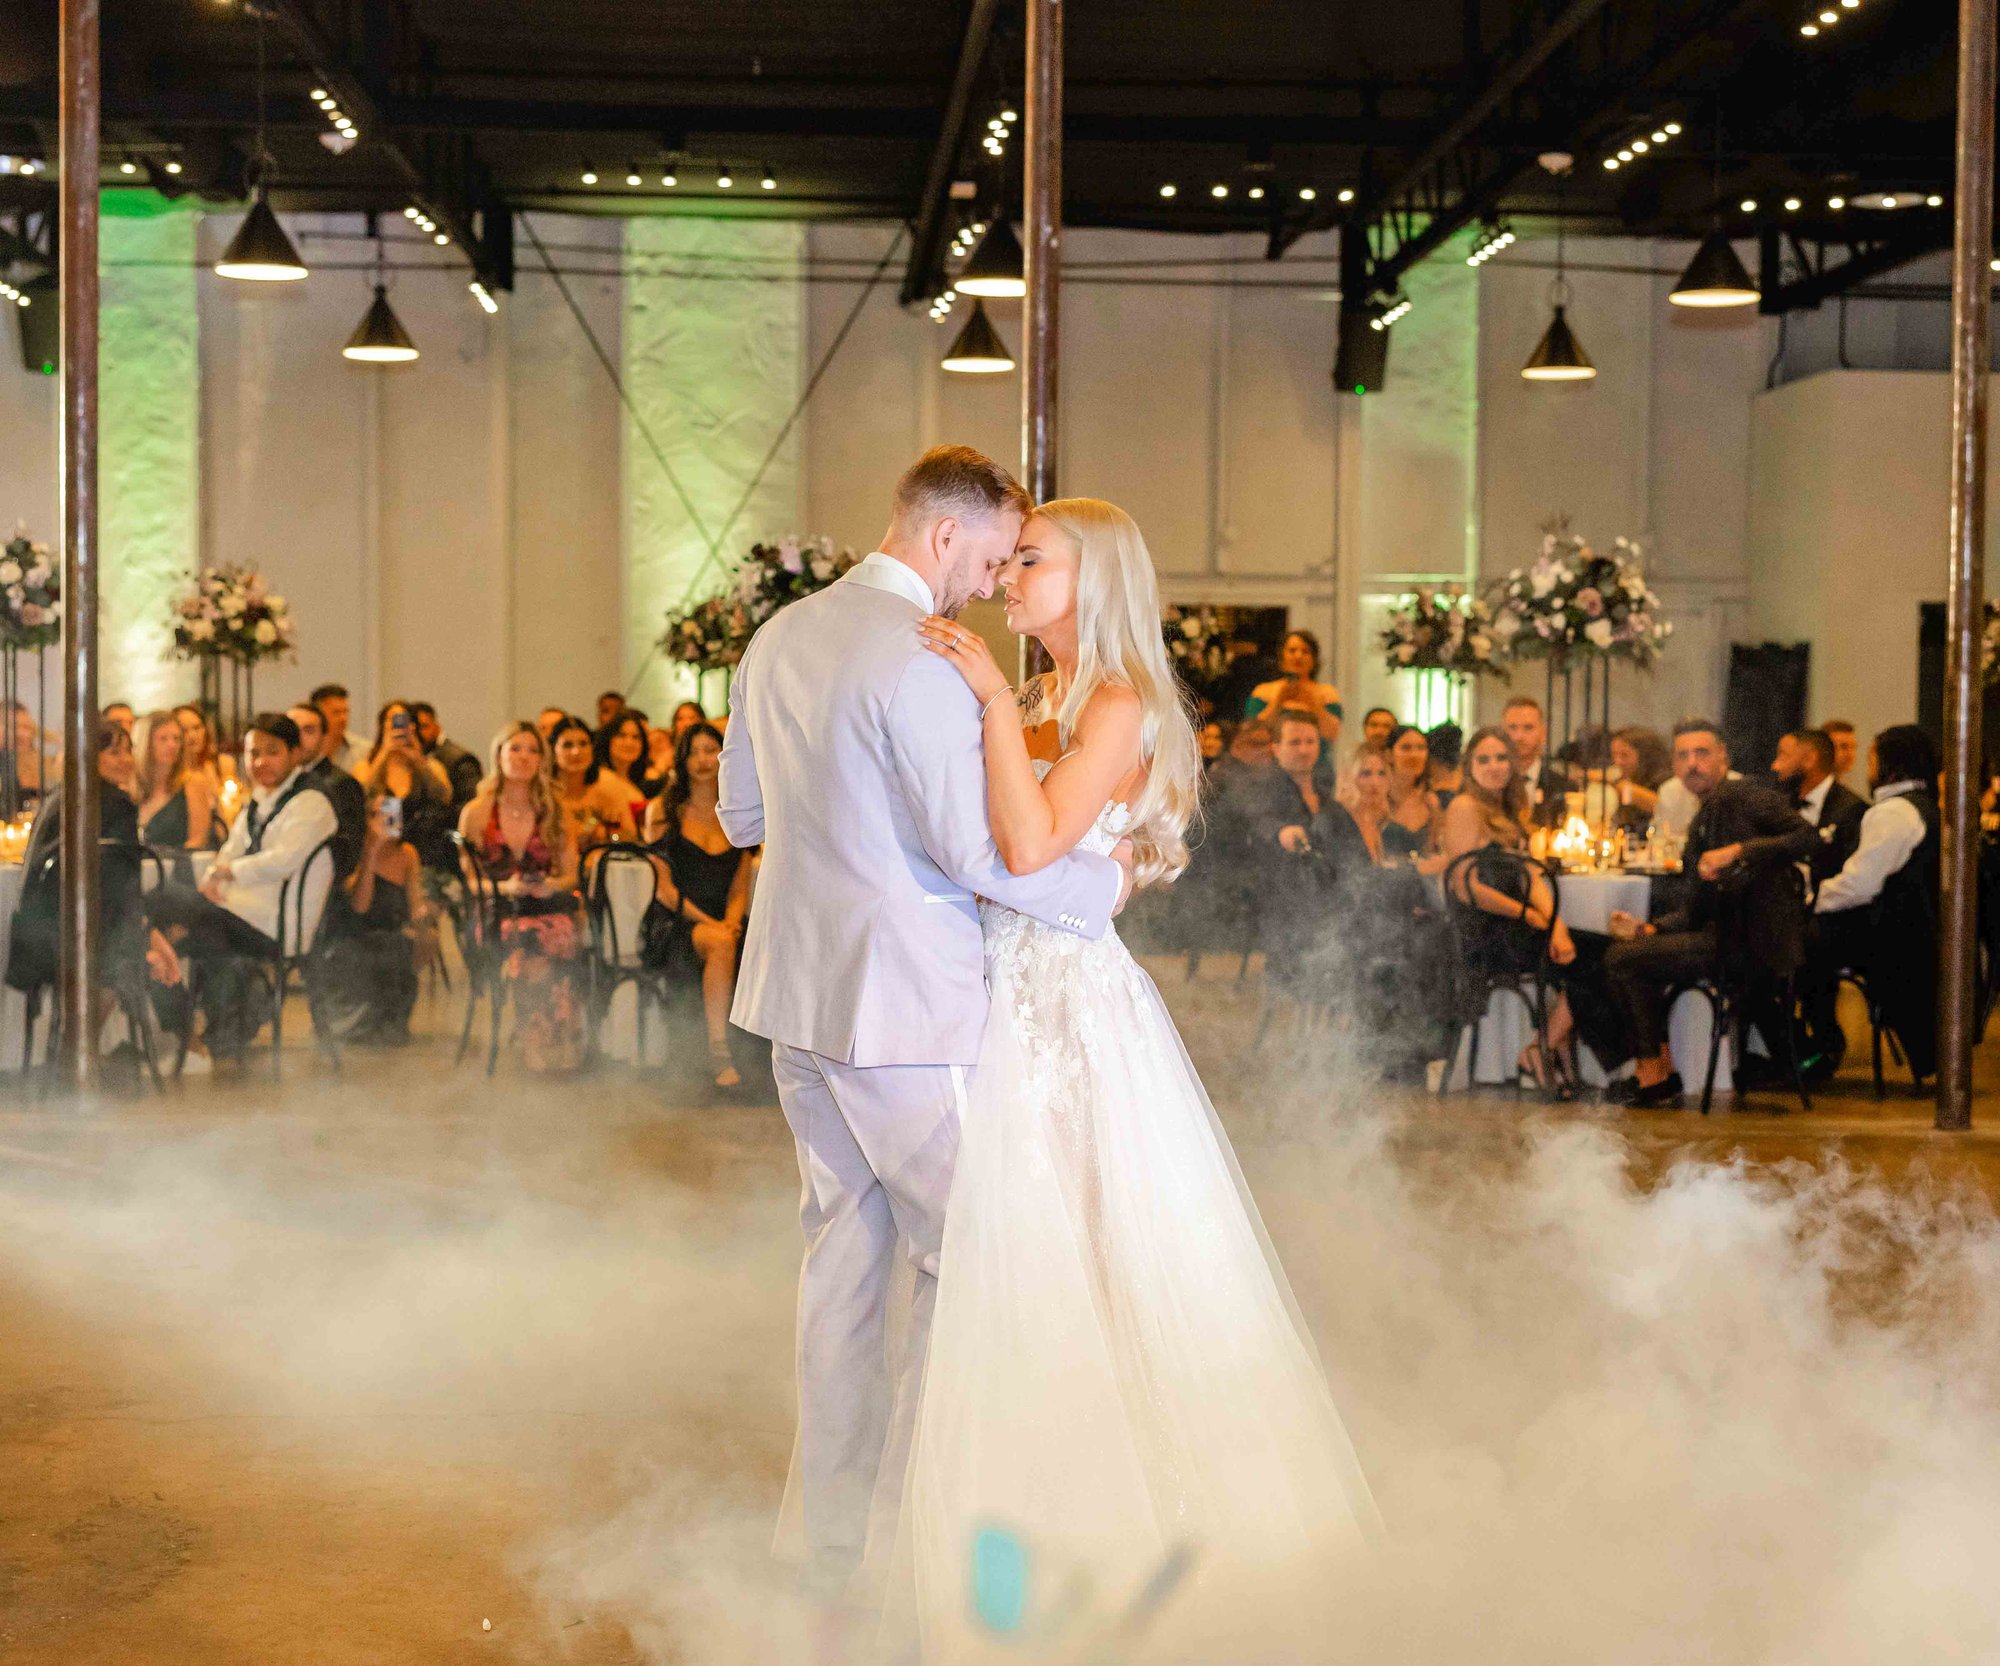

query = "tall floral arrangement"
[659,535,858,673]
[1162,604,1233,690]
[169,564,298,665]
[1487,525,1672,669]
[1981,601,2000,685]
[0,529,61,650]
[1378,583,1506,680]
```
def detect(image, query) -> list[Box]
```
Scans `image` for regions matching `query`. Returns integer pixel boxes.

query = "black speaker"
[1333,306,1389,395]
[15,279,57,377]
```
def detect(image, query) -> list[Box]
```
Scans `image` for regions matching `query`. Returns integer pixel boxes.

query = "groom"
[719,445,1128,1599]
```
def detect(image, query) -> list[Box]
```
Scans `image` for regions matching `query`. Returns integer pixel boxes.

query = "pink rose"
[1577,586,1604,617]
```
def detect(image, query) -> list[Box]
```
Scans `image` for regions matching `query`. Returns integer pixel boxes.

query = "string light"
[717,168,733,189]
[580,166,598,185]
[1337,188,1355,203]
[1160,183,1178,198]
[1601,118,1684,173]
[625,167,642,186]
[469,280,500,315]
[118,159,137,175]
[1828,195,1846,209]
[1369,295,1412,332]
[1247,186,1265,200]
[1210,184,1229,199]
[1801,0,1865,33]
[1298,187,1317,202]
[1466,223,1516,266]
[1783,197,1802,212]
[662,170,678,187]
[762,169,777,191]
[1740,198,1758,213]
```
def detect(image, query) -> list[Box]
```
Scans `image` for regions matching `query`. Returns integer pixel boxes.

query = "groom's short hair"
[893,445,1032,528]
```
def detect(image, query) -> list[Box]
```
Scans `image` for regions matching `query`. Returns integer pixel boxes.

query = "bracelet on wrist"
[980,686,1015,721]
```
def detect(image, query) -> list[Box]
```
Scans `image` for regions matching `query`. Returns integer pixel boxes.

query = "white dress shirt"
[1654,770,1742,839]
[1815,780,1927,914]
[211,766,340,941]
[847,551,936,614]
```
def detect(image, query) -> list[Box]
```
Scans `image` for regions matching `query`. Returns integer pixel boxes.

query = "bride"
[898,499,1379,1660]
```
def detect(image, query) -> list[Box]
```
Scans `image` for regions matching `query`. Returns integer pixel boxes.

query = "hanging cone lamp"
[215,192,308,281]
[956,219,1026,297]
[1522,302,1595,381]
[941,300,1016,373]
[342,284,419,362]
[1669,230,1759,307]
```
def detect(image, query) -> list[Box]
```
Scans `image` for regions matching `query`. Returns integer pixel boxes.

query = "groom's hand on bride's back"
[1112,838,1136,915]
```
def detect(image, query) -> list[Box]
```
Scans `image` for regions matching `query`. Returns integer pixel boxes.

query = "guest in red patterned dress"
[457,721,585,1073]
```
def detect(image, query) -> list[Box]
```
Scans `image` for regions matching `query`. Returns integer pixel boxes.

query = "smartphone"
[390,710,414,741]
[380,796,403,838]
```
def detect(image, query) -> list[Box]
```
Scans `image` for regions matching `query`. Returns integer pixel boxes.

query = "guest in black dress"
[597,711,663,829]
[1438,725,1584,1093]
[133,709,218,876]
[641,721,752,1088]
[1382,727,1442,868]
[319,790,430,1044]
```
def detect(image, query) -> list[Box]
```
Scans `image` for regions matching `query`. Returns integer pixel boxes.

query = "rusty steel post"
[1939,0,1997,1131]
[1021,0,1061,507]
[58,0,102,1092]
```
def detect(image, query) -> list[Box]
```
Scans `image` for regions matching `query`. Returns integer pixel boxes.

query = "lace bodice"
[1037,756,1134,857]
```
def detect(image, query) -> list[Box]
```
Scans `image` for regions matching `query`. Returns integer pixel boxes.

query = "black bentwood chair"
[1438,847,1561,1097]
[449,831,509,1076]
[252,835,343,1078]
[579,840,685,1069]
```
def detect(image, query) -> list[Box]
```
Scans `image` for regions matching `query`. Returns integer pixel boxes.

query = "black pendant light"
[216,16,308,282]
[941,300,1016,373]
[343,288,418,362]
[1522,156,1597,382]
[1670,231,1759,308]
[343,217,418,362]
[956,219,1025,298]
[1671,107,1758,309]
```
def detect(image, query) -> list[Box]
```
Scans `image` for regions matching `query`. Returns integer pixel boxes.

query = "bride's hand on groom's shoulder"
[916,616,1010,708]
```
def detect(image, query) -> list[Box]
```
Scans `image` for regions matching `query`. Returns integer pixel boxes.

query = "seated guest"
[669,700,706,741]
[1339,744,1396,864]
[1609,726,1671,830]
[646,718,679,787]
[1601,719,1816,1107]
[354,700,456,869]
[595,690,628,733]
[309,683,355,770]
[103,701,135,736]
[535,705,569,743]
[1773,727,1866,886]
[1242,629,1344,748]
[1259,709,1370,997]
[1180,717,1276,956]
[147,713,339,1071]
[1502,694,1574,827]
[410,701,484,814]
[1359,706,1397,749]
[595,710,661,823]
[1383,725,1441,864]
[4,701,50,805]
[1823,718,1859,788]
[639,720,753,1089]
[1425,722,1463,802]
[458,722,585,1074]
[1804,724,1941,1081]
[1198,721,1226,770]
[1438,725,1583,1091]
[288,702,366,878]
[174,703,238,803]
[7,719,181,1007]
[550,714,636,851]
[319,789,430,1046]
[134,708,217,863]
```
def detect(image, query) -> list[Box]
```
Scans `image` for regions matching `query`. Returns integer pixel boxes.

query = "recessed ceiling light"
[1160,183,1178,198]
[1740,198,1758,212]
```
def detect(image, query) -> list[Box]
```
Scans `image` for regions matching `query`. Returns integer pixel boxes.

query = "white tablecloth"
[1454,866,1732,1094]
[594,858,668,1066]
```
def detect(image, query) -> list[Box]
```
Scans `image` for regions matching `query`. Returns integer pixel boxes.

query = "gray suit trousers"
[771,1041,962,1597]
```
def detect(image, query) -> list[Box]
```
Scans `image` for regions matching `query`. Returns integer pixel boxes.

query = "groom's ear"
[930,514,958,559]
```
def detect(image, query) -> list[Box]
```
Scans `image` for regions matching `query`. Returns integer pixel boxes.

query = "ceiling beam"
[900,0,1004,307]
[256,0,497,287]
[1759,215,1953,313]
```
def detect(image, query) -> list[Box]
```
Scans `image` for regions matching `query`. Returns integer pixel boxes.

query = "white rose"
[1493,611,1521,641]
[267,594,286,612]
[189,618,215,641]
[219,594,245,617]
[1585,618,1614,649]
[254,619,277,646]
[25,565,49,587]
[1530,568,1556,599]
[0,561,19,586]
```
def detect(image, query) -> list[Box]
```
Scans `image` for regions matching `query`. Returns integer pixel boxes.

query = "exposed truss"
[1756,218,1954,314]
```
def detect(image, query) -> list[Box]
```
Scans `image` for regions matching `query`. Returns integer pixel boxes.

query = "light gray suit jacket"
[719,562,1121,1068]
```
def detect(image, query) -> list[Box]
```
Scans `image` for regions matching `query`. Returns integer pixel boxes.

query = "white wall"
[1748,369,2000,752]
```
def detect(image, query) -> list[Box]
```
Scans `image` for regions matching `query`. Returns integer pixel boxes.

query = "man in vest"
[1804,723,1941,1082]
[149,712,338,1071]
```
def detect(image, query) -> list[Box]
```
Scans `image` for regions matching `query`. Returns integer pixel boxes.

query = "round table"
[1451,865,1732,1094]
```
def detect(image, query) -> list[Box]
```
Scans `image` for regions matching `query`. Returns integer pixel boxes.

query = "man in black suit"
[288,700,365,878]
[1602,719,1817,1107]
[1502,694,1576,828]
[1774,728,1866,888]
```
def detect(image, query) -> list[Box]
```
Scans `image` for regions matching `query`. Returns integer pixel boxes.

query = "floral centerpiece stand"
[658,536,857,709]
[0,528,61,818]
[169,565,298,750]
[1378,583,1508,724]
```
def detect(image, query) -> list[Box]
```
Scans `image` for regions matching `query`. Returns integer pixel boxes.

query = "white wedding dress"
[890,746,1380,1662]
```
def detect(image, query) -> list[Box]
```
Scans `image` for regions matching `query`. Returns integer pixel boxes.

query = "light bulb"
[1604,157,1621,171]
[1652,130,1669,143]
[1664,122,1683,136]
[717,171,733,188]
[626,170,642,186]
[434,232,449,245]
[165,161,182,175]
[762,172,777,190]
[1801,22,1819,33]
[581,169,597,185]
[1247,186,1265,200]
[119,160,136,175]
[662,172,677,187]
[1001,108,1017,122]
[1337,188,1354,203]
[1829,195,1846,209]
[1784,198,1801,211]
[1740,198,1758,212]
[1160,184,1177,198]
[1631,139,1649,153]
[1210,184,1228,198]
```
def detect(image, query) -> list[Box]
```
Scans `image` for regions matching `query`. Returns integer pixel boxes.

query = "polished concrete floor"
[4,963,2000,1663]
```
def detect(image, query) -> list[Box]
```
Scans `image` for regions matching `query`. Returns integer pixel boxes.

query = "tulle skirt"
[891,912,1379,1662]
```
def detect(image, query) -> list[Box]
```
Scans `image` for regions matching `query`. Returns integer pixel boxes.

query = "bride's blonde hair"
[1035,497,1200,888]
